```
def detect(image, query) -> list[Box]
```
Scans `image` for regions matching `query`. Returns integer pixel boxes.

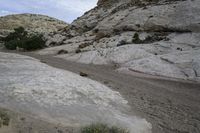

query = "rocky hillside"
[0,13,68,36]
[38,0,200,82]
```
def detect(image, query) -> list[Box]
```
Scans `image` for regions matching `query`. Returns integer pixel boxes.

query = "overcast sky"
[0,0,97,23]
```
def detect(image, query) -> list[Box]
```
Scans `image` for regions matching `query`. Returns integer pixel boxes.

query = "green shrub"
[0,110,10,127]
[132,33,142,44]
[3,27,27,42]
[4,40,19,50]
[17,35,46,51]
[3,27,46,51]
[132,32,167,44]
[75,49,82,53]
[81,123,129,133]
[0,36,4,42]
[117,40,127,47]
[93,29,99,33]
[57,49,68,55]
[78,43,92,49]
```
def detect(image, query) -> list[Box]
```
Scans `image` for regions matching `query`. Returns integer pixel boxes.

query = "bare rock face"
[0,52,152,133]
[1,1,199,133]
[38,0,200,84]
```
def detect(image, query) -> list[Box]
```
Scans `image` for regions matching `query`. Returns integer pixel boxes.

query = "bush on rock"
[3,27,46,51]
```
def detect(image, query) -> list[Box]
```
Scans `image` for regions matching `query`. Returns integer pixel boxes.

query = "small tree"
[132,33,142,44]
[17,35,46,51]
[4,40,19,50]
[3,27,46,51]
[3,27,27,42]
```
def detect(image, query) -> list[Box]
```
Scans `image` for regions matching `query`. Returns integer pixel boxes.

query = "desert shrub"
[0,36,4,42]
[93,29,99,33]
[132,32,167,44]
[75,49,82,53]
[143,35,167,43]
[3,27,27,42]
[135,24,141,28]
[81,123,129,133]
[117,40,127,47]
[132,33,142,44]
[17,35,46,51]
[122,26,134,32]
[113,29,121,35]
[176,47,182,51]
[57,49,68,55]
[3,27,46,51]
[0,110,10,127]
[79,43,92,49]
[4,40,19,50]
[145,0,160,3]
[49,41,57,46]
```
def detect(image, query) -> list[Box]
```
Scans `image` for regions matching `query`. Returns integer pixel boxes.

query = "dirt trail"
[2,51,200,133]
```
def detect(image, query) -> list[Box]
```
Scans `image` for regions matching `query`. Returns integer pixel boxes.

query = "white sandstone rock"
[0,52,152,133]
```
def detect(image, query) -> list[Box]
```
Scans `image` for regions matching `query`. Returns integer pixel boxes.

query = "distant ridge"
[0,13,68,35]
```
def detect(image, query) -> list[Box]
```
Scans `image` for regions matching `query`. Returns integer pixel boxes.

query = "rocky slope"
[0,13,68,36]
[37,0,200,81]
[0,52,151,133]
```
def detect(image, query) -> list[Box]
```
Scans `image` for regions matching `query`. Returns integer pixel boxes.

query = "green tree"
[3,27,46,51]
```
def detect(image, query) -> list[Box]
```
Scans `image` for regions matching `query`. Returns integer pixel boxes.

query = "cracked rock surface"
[37,0,200,81]
[0,52,151,133]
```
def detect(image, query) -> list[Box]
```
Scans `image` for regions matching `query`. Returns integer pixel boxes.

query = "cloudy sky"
[0,0,97,23]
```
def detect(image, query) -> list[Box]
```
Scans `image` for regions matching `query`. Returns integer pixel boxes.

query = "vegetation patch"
[75,49,82,53]
[0,35,4,42]
[3,27,46,51]
[79,43,92,49]
[132,33,141,44]
[93,29,99,33]
[0,110,10,127]
[117,40,128,47]
[132,32,168,44]
[57,49,68,55]
[81,123,129,133]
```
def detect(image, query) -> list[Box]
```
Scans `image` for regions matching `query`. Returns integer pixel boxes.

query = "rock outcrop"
[0,52,151,133]
[0,1,199,133]
[38,0,200,82]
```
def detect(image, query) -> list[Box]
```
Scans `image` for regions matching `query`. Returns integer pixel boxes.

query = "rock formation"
[38,0,200,81]
[0,52,151,133]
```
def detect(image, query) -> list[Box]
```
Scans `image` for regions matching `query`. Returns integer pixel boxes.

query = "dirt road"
[2,51,200,133]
